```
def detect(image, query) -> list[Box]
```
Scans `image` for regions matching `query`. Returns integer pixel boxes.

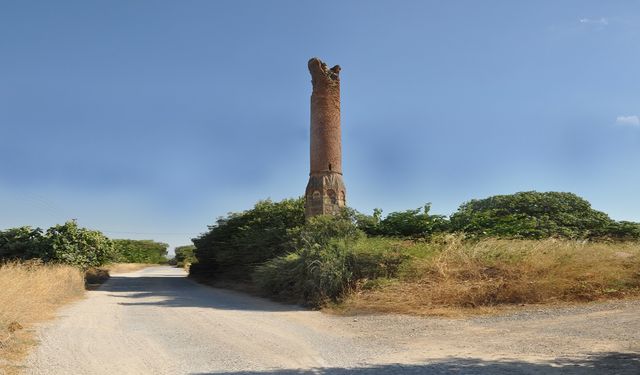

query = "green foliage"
[379,204,449,237]
[174,245,197,266]
[350,237,413,280]
[193,191,639,306]
[605,221,640,241]
[0,226,46,260]
[253,214,362,305]
[449,191,627,240]
[112,239,169,264]
[190,197,305,280]
[0,221,115,267]
[46,220,114,268]
[253,215,421,305]
[354,208,382,235]
[356,204,449,238]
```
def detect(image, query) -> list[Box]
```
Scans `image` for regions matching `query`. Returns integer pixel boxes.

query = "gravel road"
[25,266,639,374]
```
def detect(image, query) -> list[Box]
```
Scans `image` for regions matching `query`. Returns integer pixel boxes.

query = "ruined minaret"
[305,57,346,218]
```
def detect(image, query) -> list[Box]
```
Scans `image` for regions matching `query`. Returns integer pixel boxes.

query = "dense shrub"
[187,191,640,307]
[1,221,116,268]
[605,221,640,241]
[253,214,362,305]
[449,191,634,240]
[112,239,168,264]
[350,237,413,281]
[354,208,383,235]
[356,205,449,238]
[379,204,449,237]
[190,198,305,280]
[174,245,196,267]
[0,226,46,260]
[46,221,115,268]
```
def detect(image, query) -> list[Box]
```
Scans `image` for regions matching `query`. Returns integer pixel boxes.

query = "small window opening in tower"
[329,163,332,171]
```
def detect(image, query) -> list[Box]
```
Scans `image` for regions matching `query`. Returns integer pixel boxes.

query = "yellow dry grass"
[339,237,640,316]
[0,261,85,373]
[105,263,155,274]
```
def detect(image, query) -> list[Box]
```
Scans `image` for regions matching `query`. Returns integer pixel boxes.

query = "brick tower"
[305,57,346,218]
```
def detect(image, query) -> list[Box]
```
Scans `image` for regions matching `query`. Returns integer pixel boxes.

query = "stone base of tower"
[304,172,346,217]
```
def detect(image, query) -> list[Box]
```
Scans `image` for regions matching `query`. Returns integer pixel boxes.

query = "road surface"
[25,266,640,374]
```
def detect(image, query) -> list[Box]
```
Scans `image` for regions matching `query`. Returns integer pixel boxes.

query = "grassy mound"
[339,236,640,315]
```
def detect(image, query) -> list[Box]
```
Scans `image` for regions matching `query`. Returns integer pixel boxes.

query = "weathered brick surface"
[305,58,346,218]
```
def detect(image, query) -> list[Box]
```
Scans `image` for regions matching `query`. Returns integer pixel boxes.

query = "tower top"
[308,57,341,83]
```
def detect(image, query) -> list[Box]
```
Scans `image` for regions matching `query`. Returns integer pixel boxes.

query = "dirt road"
[25,266,639,374]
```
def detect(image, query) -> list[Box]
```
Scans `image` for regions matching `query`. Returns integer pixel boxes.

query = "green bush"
[350,237,412,280]
[356,205,449,238]
[174,245,196,267]
[253,215,420,305]
[45,220,114,268]
[1,221,115,267]
[0,226,46,260]
[190,197,305,281]
[253,214,361,305]
[112,239,168,264]
[604,221,640,241]
[449,191,631,240]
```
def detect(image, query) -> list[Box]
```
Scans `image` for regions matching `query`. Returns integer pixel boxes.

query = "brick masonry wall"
[305,58,346,218]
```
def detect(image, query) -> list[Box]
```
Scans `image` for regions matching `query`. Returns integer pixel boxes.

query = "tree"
[355,208,382,235]
[174,245,196,266]
[449,191,618,239]
[45,220,114,268]
[0,226,46,260]
[356,205,449,238]
[112,239,168,264]
[190,197,305,280]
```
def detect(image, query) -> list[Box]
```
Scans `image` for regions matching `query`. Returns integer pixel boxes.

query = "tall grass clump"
[0,261,85,369]
[341,236,640,315]
[254,214,362,306]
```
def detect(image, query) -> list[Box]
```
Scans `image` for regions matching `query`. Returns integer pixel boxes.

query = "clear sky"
[1,1,639,251]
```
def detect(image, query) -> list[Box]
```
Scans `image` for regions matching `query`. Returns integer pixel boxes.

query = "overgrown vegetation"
[355,205,448,238]
[449,191,640,240]
[0,221,113,268]
[0,224,166,371]
[340,236,640,315]
[191,191,640,310]
[190,198,305,280]
[174,245,197,268]
[112,239,168,264]
[254,213,363,305]
[0,220,166,370]
[46,221,114,268]
[0,261,85,372]
[0,221,169,268]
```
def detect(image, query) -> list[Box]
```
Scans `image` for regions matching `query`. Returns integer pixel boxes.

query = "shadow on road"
[192,352,640,374]
[100,273,304,313]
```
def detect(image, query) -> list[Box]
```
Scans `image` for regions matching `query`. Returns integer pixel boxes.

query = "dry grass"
[84,263,156,290]
[0,261,85,373]
[339,236,640,316]
[105,263,155,274]
[84,267,111,290]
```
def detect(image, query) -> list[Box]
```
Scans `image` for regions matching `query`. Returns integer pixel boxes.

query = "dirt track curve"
[25,266,639,374]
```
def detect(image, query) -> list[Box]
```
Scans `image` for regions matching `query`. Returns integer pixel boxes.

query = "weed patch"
[0,262,84,372]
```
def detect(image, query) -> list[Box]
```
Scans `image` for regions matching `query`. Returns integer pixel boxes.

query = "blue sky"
[1,1,639,251]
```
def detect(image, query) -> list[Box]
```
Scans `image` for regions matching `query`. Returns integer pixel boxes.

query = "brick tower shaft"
[305,58,346,217]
